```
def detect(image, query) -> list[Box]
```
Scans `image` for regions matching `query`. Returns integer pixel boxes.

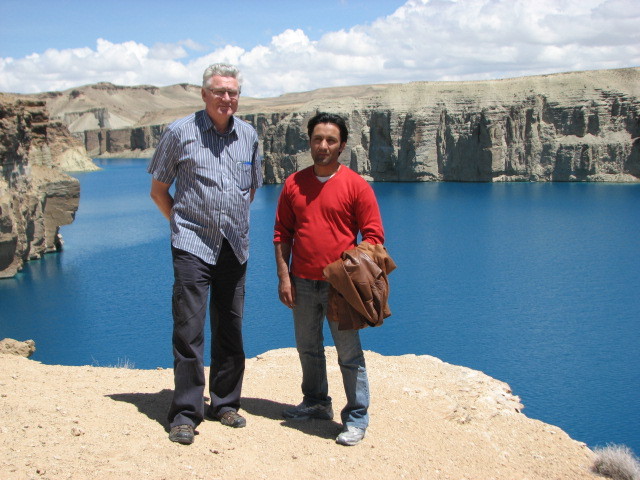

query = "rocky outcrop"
[39,68,640,183]
[0,338,35,357]
[0,95,96,278]
[82,124,166,158]
[0,347,601,479]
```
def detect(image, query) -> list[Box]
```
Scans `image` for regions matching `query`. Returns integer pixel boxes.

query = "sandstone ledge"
[0,348,598,480]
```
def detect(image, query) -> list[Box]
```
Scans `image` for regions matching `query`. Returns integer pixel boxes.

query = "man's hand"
[274,242,295,308]
[278,276,296,309]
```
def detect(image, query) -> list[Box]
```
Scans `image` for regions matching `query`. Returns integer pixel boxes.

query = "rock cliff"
[258,68,639,183]
[40,68,640,183]
[0,94,97,278]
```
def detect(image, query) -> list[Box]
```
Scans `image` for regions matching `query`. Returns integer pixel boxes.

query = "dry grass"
[592,444,640,480]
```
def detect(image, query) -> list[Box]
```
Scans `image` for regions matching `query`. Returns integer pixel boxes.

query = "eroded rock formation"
[44,68,640,183]
[258,69,639,183]
[0,94,96,278]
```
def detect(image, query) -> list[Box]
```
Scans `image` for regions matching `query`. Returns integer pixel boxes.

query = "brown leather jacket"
[322,242,397,330]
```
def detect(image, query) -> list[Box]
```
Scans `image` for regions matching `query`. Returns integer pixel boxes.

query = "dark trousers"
[168,240,246,428]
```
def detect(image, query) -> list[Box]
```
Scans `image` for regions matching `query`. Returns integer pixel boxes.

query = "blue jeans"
[291,276,369,430]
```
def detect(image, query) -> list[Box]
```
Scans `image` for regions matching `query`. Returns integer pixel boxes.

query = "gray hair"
[202,63,243,92]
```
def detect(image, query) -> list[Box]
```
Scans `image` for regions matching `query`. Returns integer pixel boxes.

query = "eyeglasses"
[206,88,240,99]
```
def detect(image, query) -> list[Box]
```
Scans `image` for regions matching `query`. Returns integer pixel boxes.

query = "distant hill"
[35,82,393,133]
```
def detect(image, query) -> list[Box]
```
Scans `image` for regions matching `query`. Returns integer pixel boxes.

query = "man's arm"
[274,242,295,308]
[249,134,262,204]
[150,178,173,220]
[356,183,385,245]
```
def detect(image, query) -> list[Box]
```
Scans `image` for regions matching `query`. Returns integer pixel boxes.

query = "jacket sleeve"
[323,246,395,330]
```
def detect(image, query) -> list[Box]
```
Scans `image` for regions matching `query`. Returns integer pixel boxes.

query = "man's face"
[201,75,240,129]
[309,122,345,170]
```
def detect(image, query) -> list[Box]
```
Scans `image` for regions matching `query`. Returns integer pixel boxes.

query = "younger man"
[273,112,385,446]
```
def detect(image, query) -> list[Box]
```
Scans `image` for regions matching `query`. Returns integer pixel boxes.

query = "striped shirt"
[148,110,262,264]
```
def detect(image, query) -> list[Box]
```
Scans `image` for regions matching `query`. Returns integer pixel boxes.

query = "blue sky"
[1,0,638,97]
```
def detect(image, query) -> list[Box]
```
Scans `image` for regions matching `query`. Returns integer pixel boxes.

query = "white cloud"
[148,43,189,61]
[0,0,638,96]
[318,30,377,57]
[271,29,312,53]
[177,39,206,52]
[0,39,193,92]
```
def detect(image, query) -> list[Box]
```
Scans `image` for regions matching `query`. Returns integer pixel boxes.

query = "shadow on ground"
[107,389,173,430]
[243,397,342,440]
[106,392,341,440]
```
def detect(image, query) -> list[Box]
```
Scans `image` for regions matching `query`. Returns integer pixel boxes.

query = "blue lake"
[1,158,639,454]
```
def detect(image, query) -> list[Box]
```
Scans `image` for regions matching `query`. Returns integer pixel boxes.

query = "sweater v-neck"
[314,164,342,183]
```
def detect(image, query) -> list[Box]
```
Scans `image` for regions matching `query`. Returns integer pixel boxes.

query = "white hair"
[202,63,243,92]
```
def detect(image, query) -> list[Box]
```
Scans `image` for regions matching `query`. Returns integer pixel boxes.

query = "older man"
[148,63,262,445]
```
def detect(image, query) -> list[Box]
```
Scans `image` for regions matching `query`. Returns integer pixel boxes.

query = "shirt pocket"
[235,161,253,190]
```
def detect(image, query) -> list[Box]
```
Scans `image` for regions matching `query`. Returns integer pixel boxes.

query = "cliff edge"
[0,347,599,480]
[0,94,97,278]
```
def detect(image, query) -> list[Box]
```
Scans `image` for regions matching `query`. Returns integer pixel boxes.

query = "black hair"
[307,112,349,143]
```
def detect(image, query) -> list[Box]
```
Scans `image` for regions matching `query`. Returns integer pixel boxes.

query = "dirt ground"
[0,348,599,480]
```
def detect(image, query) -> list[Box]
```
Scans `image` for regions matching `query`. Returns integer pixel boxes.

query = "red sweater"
[274,165,384,280]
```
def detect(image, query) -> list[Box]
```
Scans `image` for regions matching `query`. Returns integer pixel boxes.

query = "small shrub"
[114,357,135,369]
[592,444,640,480]
[91,356,135,369]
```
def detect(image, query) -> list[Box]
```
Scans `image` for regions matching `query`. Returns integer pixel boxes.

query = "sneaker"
[217,410,247,428]
[336,426,366,446]
[169,424,194,445]
[282,402,334,420]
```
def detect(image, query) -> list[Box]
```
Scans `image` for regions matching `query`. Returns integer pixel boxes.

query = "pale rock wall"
[0,95,95,278]
[258,71,639,183]
[71,68,640,184]
[83,124,165,157]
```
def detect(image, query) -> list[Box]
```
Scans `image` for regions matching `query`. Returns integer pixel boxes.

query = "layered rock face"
[0,95,96,278]
[48,68,639,183]
[258,68,639,183]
